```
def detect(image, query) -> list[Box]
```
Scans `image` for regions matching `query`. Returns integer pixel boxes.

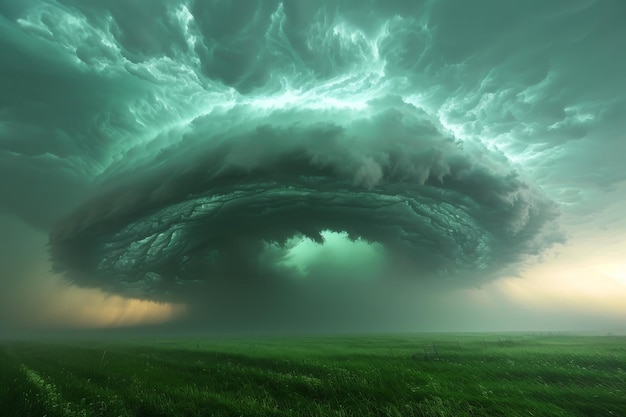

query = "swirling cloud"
[49,97,560,305]
[1,0,623,330]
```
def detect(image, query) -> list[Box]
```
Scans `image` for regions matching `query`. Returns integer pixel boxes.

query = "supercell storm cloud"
[49,101,558,300]
[2,0,624,327]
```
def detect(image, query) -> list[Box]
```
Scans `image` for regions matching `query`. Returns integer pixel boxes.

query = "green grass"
[1,333,624,416]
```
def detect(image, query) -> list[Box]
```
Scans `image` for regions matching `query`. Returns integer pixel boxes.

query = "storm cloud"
[1,0,624,330]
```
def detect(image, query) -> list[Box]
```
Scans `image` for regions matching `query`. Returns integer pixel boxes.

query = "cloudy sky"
[1,0,625,335]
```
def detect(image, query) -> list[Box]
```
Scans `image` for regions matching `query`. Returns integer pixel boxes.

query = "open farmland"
[1,334,624,417]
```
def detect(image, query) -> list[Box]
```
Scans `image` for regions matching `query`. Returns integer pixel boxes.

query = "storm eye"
[23,0,626,333]
[49,107,558,303]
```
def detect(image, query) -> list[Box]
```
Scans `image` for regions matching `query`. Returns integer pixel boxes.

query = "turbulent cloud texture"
[49,99,558,299]
[2,0,624,329]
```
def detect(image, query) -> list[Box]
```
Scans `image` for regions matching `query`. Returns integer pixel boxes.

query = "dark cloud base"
[3,0,622,330]
[50,103,560,306]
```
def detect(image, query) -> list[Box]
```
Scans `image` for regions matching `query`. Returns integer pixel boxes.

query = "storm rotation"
[37,0,568,302]
[7,0,625,322]
[50,102,558,300]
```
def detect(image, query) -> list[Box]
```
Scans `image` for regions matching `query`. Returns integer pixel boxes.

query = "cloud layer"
[1,0,624,330]
[49,98,559,301]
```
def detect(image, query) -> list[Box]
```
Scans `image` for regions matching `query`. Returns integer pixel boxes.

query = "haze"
[1,0,625,337]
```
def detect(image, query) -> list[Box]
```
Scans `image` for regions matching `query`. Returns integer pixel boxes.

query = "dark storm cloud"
[415,0,626,192]
[57,0,189,62]
[50,99,560,305]
[0,1,161,227]
[1,0,624,329]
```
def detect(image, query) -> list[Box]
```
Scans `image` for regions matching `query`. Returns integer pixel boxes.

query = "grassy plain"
[1,333,624,416]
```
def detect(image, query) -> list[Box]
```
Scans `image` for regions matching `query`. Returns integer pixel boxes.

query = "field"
[1,333,624,417]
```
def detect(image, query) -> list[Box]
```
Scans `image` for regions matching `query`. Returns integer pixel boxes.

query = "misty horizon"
[1,0,625,335]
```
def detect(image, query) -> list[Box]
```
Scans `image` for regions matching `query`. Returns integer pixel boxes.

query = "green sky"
[1,0,625,334]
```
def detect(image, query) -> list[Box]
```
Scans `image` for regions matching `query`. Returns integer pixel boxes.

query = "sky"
[1,0,625,335]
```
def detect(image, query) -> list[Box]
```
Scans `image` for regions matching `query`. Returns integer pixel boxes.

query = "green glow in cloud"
[1,0,624,330]
[277,231,387,280]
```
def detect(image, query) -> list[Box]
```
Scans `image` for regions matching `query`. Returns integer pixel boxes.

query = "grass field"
[1,333,624,416]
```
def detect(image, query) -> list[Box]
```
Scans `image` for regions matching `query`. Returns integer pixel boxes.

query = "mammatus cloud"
[1,0,624,330]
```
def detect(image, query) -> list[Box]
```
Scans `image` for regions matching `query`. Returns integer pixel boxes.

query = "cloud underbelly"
[49,104,560,302]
